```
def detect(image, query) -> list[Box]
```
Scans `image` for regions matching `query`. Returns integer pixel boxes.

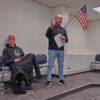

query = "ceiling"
[33,0,100,21]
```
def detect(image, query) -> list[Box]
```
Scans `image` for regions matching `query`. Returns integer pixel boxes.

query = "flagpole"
[64,15,75,29]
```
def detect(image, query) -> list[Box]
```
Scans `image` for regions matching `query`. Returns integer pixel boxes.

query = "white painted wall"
[0,0,52,55]
[63,15,92,75]
[87,20,100,54]
[0,0,98,75]
[0,0,89,55]
[66,15,88,54]
[52,6,69,28]
[65,54,94,75]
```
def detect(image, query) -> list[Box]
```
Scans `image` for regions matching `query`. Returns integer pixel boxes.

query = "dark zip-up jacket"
[2,44,24,66]
[46,26,68,50]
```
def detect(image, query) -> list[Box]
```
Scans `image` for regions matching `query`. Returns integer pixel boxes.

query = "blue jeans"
[47,50,64,81]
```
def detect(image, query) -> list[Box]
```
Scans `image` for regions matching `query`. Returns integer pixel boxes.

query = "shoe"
[26,86,32,90]
[26,89,34,95]
[58,80,67,86]
[45,81,51,87]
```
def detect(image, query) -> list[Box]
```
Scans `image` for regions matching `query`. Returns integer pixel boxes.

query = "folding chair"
[0,56,4,83]
[36,54,47,75]
[36,54,56,76]
[90,54,100,70]
[0,56,10,83]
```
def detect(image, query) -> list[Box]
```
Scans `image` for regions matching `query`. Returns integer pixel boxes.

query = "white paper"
[54,34,65,48]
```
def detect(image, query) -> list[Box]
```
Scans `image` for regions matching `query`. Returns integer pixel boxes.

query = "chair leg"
[1,71,4,82]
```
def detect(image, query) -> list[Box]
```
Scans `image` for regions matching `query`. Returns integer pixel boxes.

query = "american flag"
[76,4,88,31]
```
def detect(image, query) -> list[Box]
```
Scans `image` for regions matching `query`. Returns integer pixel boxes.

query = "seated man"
[2,34,41,94]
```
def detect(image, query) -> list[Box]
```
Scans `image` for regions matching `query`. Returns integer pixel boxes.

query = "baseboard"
[65,68,90,75]
[52,68,91,77]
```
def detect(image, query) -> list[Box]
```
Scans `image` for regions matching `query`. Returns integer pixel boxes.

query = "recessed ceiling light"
[93,7,100,13]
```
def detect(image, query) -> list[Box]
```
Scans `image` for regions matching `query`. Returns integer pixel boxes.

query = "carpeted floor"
[0,71,100,100]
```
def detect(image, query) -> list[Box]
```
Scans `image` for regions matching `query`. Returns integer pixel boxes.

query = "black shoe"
[45,81,51,87]
[58,80,67,86]
[26,86,32,90]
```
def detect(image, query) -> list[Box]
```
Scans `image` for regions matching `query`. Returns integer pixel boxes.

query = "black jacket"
[46,26,68,50]
[3,44,24,66]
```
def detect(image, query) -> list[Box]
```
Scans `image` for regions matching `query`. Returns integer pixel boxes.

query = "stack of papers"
[54,34,65,48]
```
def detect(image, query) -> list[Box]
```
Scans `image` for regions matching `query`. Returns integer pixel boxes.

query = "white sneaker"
[26,90,34,95]
[45,81,51,87]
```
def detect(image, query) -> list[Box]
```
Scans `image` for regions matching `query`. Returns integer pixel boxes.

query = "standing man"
[45,14,68,87]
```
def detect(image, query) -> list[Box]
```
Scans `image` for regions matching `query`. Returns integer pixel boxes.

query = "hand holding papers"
[54,34,65,48]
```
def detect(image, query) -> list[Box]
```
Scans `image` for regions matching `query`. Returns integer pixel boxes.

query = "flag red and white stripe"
[76,4,88,31]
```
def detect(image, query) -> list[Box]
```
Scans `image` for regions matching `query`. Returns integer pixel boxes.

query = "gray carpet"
[0,71,100,100]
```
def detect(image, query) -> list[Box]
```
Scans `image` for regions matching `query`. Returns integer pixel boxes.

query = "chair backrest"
[0,56,3,71]
[0,56,3,66]
[95,54,100,61]
[36,54,47,64]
